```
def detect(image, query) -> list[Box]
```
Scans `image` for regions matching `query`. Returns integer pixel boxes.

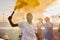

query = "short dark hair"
[26,13,32,17]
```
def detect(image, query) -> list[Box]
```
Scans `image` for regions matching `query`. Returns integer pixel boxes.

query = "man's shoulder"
[32,22,36,25]
[18,21,26,25]
[18,21,27,27]
[19,21,26,23]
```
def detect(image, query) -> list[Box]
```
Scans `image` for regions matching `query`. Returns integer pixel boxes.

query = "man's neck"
[28,21,32,24]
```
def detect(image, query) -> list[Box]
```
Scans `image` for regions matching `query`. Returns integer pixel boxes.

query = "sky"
[44,0,60,17]
[0,0,60,22]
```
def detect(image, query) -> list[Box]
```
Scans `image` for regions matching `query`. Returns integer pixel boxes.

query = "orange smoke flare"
[14,0,40,11]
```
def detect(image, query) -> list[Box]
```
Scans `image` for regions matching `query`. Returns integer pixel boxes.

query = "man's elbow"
[10,24,18,27]
[11,25,16,27]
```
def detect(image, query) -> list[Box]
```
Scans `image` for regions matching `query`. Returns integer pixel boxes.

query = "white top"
[18,21,37,40]
[0,38,4,40]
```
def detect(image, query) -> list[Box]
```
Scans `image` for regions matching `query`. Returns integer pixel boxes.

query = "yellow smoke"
[14,0,27,11]
[14,0,40,11]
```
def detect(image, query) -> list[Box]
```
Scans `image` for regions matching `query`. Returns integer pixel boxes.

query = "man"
[58,16,60,40]
[44,17,53,40]
[37,18,44,40]
[58,24,60,40]
[8,11,37,40]
[2,35,9,40]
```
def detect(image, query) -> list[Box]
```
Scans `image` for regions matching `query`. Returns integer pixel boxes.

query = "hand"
[8,16,12,20]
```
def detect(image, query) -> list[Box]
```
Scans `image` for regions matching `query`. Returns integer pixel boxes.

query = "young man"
[44,17,53,40]
[8,11,37,40]
[58,16,60,40]
[37,18,44,40]
[58,24,60,40]
[2,35,9,40]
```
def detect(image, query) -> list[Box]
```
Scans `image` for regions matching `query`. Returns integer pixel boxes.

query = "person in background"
[8,11,38,40]
[37,18,44,40]
[2,35,9,40]
[0,30,9,40]
[44,17,53,40]
[0,30,5,38]
[58,16,60,40]
[58,24,60,32]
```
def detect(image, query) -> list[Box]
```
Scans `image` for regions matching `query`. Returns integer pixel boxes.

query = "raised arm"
[8,11,18,27]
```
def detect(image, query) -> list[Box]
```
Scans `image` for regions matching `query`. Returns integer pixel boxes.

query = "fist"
[8,16,12,20]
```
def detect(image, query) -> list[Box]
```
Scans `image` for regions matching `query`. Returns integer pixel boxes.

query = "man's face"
[45,17,50,22]
[26,13,33,21]
[39,18,43,23]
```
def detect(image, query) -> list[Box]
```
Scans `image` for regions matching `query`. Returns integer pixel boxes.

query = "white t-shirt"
[18,21,37,40]
[0,38,4,40]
